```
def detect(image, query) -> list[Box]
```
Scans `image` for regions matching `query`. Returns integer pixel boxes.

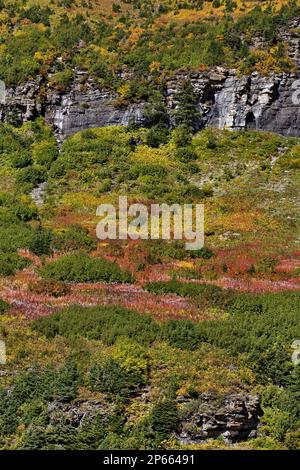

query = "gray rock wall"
[207,71,300,136]
[44,72,145,142]
[1,68,300,141]
[177,393,262,444]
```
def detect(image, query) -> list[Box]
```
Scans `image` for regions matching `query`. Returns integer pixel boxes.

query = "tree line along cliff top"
[0,0,299,91]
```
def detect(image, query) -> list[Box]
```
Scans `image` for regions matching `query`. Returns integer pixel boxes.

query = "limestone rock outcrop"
[177,392,262,444]
[1,67,300,141]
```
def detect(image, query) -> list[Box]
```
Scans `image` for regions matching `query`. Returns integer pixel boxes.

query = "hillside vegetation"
[0,0,299,90]
[0,119,300,449]
[1,0,300,452]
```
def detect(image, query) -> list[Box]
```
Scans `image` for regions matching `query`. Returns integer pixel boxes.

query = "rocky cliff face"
[44,71,145,143]
[168,68,300,137]
[1,67,300,141]
[1,18,300,141]
[177,393,262,444]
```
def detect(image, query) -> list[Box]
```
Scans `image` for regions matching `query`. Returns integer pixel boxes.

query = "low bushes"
[28,280,71,298]
[0,360,80,436]
[150,399,179,440]
[39,252,134,284]
[161,320,200,350]
[0,299,9,314]
[0,224,33,253]
[196,291,300,385]
[32,305,159,346]
[145,279,233,309]
[89,358,145,399]
[146,241,214,263]
[31,302,204,351]
[0,253,30,276]
[51,225,96,253]
[32,303,202,351]
[29,226,52,256]
[14,204,39,222]
[16,166,44,187]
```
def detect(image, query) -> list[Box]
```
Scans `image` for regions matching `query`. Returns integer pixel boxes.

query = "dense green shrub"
[14,204,39,222]
[89,358,145,399]
[32,140,59,168]
[161,320,200,350]
[175,146,197,162]
[196,291,300,384]
[146,241,213,262]
[11,361,79,403]
[16,166,44,187]
[20,423,79,450]
[0,221,32,253]
[145,279,234,309]
[29,226,52,256]
[0,224,33,253]
[150,399,179,440]
[39,252,134,284]
[0,299,9,314]
[0,0,299,451]
[0,253,30,276]
[144,91,169,128]
[172,80,200,131]
[51,225,96,253]
[0,25,51,86]
[229,294,265,315]
[10,151,32,169]
[32,305,159,346]
[0,360,79,436]
[189,247,214,259]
